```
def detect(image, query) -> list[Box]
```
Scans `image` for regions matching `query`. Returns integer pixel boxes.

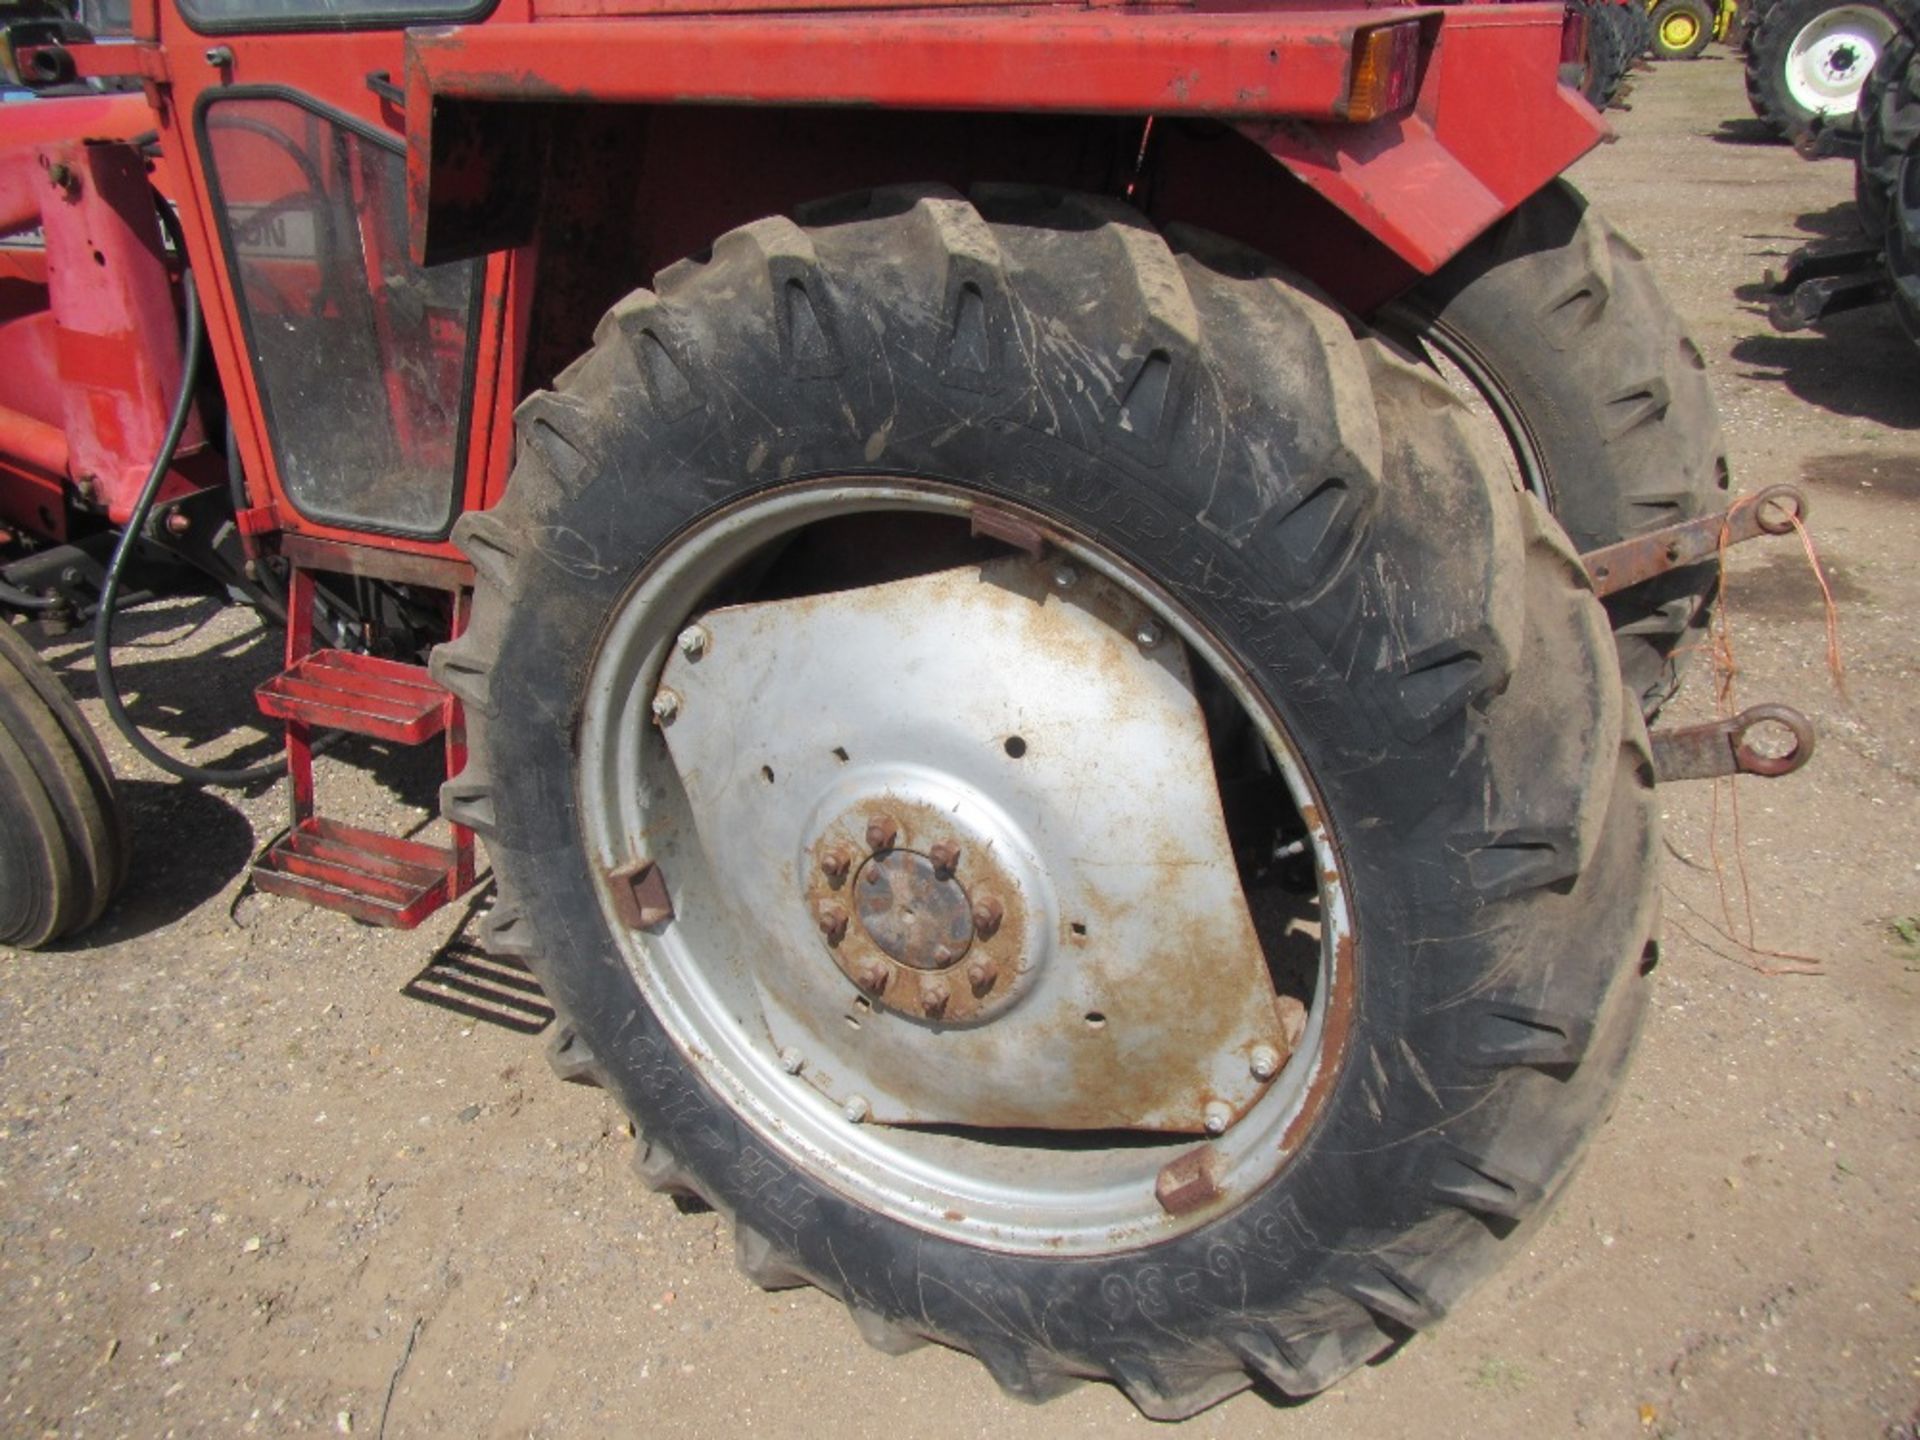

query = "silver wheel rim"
[574,480,1355,1256]
[1785,5,1894,115]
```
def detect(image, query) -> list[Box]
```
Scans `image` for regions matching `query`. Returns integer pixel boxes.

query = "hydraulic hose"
[0,577,57,611]
[92,268,286,788]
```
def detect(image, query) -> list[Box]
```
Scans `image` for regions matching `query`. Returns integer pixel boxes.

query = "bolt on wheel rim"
[1785,6,1894,114]
[575,481,1355,1254]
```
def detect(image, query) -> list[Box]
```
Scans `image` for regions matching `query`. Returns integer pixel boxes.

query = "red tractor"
[0,0,1814,1416]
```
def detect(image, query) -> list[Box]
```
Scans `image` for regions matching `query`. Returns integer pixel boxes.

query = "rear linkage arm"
[1579,484,1817,785]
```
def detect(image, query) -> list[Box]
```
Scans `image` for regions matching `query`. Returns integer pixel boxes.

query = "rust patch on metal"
[607,858,674,929]
[1651,703,1816,782]
[1582,484,1807,599]
[968,505,1048,558]
[1154,1145,1224,1217]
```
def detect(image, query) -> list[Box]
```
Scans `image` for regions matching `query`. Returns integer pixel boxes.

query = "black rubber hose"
[0,577,57,611]
[92,269,286,788]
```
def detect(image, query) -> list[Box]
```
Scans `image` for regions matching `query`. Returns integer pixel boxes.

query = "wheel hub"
[1785,6,1893,113]
[803,796,1035,1024]
[649,551,1295,1133]
[854,850,972,970]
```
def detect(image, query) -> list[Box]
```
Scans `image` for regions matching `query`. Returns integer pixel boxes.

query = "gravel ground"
[3,50,1917,1440]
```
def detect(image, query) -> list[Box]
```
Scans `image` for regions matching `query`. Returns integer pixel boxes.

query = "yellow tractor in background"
[1650,0,1734,57]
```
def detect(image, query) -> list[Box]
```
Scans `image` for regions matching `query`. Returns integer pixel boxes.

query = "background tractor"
[1650,0,1732,58]
[1742,0,1919,141]
[0,0,1815,1418]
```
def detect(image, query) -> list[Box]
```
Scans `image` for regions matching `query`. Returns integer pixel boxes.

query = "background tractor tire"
[0,624,127,948]
[1745,0,1919,141]
[1653,0,1718,56]
[1886,60,1920,340]
[1389,180,1729,718]
[1581,0,1638,105]
[1735,0,1780,49]
[1628,0,1660,58]
[438,185,1662,1418]
[1856,35,1919,236]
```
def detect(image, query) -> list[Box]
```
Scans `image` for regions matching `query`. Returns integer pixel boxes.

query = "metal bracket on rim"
[1581,485,1808,599]
[1651,704,1816,783]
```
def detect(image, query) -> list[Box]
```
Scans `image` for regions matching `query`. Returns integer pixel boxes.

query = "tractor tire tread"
[443,183,1659,1419]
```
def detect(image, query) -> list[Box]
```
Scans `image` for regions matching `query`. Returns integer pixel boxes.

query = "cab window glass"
[182,0,479,30]
[202,96,478,536]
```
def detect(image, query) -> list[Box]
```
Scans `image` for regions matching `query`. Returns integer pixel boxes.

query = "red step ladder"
[250,536,477,929]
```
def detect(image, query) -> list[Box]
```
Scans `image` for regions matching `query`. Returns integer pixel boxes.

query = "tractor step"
[255,649,450,744]
[253,817,461,929]
[247,539,477,929]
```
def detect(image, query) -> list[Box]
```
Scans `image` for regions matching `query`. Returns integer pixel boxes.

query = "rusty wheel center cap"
[854,851,973,969]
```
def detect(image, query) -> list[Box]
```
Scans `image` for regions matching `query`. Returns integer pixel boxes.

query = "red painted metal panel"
[0,93,156,150]
[404,11,1384,259]
[405,5,1597,276]
[1256,3,1607,276]
[33,141,205,523]
[0,158,40,240]
[405,13,1367,114]
[0,405,70,480]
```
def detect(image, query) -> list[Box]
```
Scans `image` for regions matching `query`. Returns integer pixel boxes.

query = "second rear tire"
[1389,181,1728,717]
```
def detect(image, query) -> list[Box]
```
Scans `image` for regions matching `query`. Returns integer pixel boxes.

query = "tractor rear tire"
[0,622,127,948]
[1390,180,1728,717]
[1745,0,1919,141]
[1653,0,1718,56]
[438,185,1661,1418]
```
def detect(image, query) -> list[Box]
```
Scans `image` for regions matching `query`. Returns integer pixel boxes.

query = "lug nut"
[843,1095,870,1123]
[650,688,681,725]
[928,839,961,876]
[966,958,998,995]
[1051,563,1078,591]
[921,981,950,1017]
[820,845,854,884]
[971,894,1004,938]
[676,625,709,660]
[858,962,890,995]
[865,814,899,851]
[1134,620,1161,649]
[1249,1045,1282,1082]
[815,902,848,946]
[779,1048,805,1075]
[1203,1102,1232,1136]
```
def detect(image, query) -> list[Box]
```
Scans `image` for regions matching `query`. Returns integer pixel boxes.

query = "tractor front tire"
[0,623,127,948]
[1392,180,1728,717]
